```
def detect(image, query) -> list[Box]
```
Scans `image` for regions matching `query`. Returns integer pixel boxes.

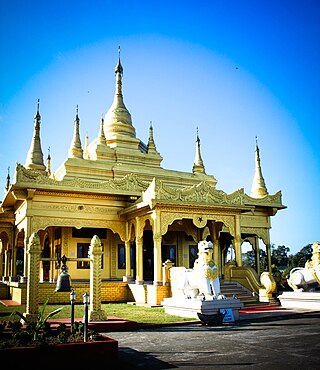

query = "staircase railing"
[224,263,262,295]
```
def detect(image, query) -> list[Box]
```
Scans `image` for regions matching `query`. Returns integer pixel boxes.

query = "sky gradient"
[0,0,319,254]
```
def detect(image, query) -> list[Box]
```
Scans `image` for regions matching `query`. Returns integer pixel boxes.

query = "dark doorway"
[42,237,51,281]
[131,243,136,279]
[143,230,154,282]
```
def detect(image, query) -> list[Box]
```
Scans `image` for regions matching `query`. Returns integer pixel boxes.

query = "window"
[118,244,125,269]
[16,247,24,276]
[76,243,104,269]
[77,243,90,269]
[162,245,177,265]
[189,245,198,268]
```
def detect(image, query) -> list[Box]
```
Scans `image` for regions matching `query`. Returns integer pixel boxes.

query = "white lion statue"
[287,241,320,291]
[169,240,222,300]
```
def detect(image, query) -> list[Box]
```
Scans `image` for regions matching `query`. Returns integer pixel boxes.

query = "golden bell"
[55,263,72,292]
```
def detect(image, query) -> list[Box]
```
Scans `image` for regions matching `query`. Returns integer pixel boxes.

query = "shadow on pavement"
[115,347,178,369]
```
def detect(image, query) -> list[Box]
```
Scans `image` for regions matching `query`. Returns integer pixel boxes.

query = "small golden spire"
[25,99,46,172]
[98,115,106,143]
[68,106,83,158]
[193,127,205,174]
[5,166,10,191]
[47,147,51,176]
[147,121,157,153]
[251,136,268,198]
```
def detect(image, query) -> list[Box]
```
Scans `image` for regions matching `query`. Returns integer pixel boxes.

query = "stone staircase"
[220,280,279,307]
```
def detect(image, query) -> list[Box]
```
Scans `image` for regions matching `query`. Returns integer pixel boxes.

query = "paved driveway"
[104,311,320,369]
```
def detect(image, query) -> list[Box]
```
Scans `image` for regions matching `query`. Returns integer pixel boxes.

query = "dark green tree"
[287,244,313,271]
[242,250,255,268]
[271,244,290,267]
[242,248,268,272]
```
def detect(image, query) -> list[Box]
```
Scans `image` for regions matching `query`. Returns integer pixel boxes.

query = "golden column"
[3,249,8,277]
[153,234,162,285]
[124,239,132,282]
[135,237,143,284]
[266,233,272,273]
[152,210,162,285]
[254,236,261,276]
[89,235,106,321]
[22,216,32,282]
[234,214,242,267]
[135,216,144,284]
[24,232,41,321]
[209,220,220,275]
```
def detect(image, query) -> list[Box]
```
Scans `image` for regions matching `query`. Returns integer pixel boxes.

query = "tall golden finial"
[115,45,123,75]
[5,166,10,191]
[147,120,157,153]
[193,126,205,174]
[25,99,46,171]
[47,147,51,176]
[68,105,83,158]
[104,46,135,138]
[251,136,268,198]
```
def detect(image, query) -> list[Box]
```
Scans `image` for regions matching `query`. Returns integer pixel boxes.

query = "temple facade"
[0,51,286,305]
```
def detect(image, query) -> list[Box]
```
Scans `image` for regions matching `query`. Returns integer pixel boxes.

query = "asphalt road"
[103,311,320,369]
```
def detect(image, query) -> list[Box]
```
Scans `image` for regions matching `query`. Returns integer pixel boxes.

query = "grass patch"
[0,303,196,325]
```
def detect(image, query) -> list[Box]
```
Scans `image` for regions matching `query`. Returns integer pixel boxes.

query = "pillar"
[11,245,17,277]
[24,232,42,321]
[4,249,8,277]
[123,239,133,282]
[266,241,272,273]
[254,236,261,276]
[153,234,162,285]
[0,252,3,277]
[234,214,242,267]
[89,235,106,321]
[209,221,220,276]
[135,237,143,284]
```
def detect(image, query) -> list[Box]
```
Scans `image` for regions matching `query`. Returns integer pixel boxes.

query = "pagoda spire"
[250,137,268,198]
[192,128,205,174]
[147,121,158,154]
[68,105,83,158]
[47,147,51,176]
[25,99,46,172]
[98,115,106,144]
[104,46,135,138]
[5,166,10,191]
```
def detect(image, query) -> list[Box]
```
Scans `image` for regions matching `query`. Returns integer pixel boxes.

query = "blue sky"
[0,0,319,254]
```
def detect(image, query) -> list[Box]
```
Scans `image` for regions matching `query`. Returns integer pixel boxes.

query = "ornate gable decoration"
[142,178,284,208]
[14,163,149,194]
[142,178,244,206]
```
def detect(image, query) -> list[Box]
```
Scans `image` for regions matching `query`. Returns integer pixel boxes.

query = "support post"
[83,292,89,342]
[89,235,106,321]
[24,232,42,321]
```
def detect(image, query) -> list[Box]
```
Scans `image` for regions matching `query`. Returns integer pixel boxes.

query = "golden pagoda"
[0,50,286,305]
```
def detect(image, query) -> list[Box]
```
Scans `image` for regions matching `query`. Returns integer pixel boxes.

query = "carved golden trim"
[241,227,269,245]
[15,164,149,193]
[36,191,127,201]
[34,203,118,215]
[30,216,126,240]
[142,178,284,208]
